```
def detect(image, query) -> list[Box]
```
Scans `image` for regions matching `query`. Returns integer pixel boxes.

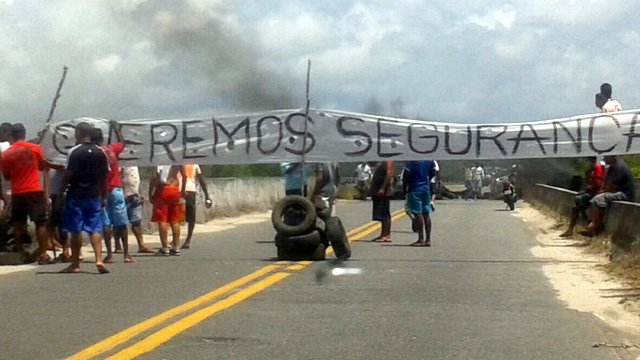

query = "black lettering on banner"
[256,116,283,155]
[624,112,640,152]
[408,123,439,154]
[476,125,507,157]
[213,117,251,155]
[336,116,372,156]
[508,124,549,155]
[113,123,144,161]
[150,123,177,162]
[284,113,315,155]
[52,123,76,155]
[552,119,582,154]
[444,125,472,155]
[377,118,402,158]
[182,120,206,159]
[588,115,619,154]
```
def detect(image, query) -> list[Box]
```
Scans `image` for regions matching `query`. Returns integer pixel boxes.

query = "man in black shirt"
[580,155,635,236]
[56,122,110,273]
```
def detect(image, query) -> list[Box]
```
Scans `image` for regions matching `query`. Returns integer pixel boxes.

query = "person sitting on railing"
[579,155,634,237]
[559,157,605,238]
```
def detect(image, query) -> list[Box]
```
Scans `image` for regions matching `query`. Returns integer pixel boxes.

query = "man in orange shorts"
[149,165,186,256]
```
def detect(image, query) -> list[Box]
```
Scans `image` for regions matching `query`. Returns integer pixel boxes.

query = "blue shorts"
[103,188,129,228]
[406,191,431,215]
[63,197,103,234]
[125,194,143,226]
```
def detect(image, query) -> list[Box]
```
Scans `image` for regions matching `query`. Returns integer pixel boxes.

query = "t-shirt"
[585,162,605,194]
[121,166,140,197]
[605,159,635,201]
[184,164,201,192]
[49,169,65,196]
[1,141,45,195]
[355,163,372,181]
[281,162,310,192]
[473,166,484,181]
[103,142,124,190]
[602,99,622,113]
[66,143,109,199]
[404,160,436,193]
[0,141,12,195]
[157,165,182,188]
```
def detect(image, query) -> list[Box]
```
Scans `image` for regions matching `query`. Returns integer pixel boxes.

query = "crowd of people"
[0,121,212,274]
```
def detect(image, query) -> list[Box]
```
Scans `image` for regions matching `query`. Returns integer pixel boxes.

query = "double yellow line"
[68,209,405,360]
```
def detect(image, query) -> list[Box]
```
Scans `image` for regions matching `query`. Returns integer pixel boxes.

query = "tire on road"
[272,195,317,236]
[326,216,351,260]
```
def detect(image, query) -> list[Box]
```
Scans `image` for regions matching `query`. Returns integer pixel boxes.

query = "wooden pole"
[300,59,311,195]
[46,65,68,124]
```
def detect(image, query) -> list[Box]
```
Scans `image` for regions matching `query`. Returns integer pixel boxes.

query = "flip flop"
[96,264,110,274]
[124,257,135,264]
[409,241,427,247]
[59,266,80,274]
[137,247,155,254]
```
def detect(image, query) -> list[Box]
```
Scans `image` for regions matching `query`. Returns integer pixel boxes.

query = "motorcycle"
[502,178,516,211]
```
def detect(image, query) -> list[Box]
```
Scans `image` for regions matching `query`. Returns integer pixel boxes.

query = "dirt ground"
[517,201,640,336]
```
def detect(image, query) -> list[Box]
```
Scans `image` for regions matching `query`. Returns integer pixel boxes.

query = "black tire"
[326,217,351,260]
[280,230,323,249]
[317,206,332,221]
[508,199,515,211]
[310,243,326,261]
[272,196,317,236]
[277,246,291,260]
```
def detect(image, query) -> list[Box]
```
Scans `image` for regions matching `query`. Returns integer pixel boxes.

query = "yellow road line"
[66,264,284,360]
[68,211,407,359]
[106,272,291,360]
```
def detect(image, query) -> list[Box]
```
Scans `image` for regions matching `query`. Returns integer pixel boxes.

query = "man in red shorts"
[1,123,51,264]
[149,165,186,256]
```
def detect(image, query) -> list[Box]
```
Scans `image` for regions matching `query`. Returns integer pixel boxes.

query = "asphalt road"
[1,199,639,360]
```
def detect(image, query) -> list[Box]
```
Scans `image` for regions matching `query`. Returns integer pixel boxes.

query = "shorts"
[125,194,143,226]
[407,191,432,215]
[574,193,594,211]
[63,197,103,234]
[12,191,48,223]
[151,185,184,224]
[372,196,390,222]
[49,194,64,226]
[185,191,196,223]
[591,191,627,208]
[103,188,129,228]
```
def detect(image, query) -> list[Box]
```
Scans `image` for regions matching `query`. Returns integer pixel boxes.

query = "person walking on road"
[56,122,110,274]
[149,165,186,256]
[1,123,52,264]
[181,164,212,250]
[404,160,437,247]
[370,161,394,242]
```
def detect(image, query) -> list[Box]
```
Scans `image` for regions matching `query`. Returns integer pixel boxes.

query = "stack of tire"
[271,195,351,261]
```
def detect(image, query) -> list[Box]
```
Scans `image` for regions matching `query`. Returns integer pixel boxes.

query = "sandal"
[37,257,56,265]
[96,264,110,274]
[169,249,181,256]
[59,266,80,274]
[137,247,155,254]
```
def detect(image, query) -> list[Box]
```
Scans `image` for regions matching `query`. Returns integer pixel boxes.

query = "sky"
[1,0,639,134]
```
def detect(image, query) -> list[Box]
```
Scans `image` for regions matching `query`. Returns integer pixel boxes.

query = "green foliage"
[622,155,640,177]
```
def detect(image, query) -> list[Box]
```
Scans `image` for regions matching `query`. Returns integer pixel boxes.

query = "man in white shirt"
[599,83,622,113]
[354,162,372,200]
[119,166,155,253]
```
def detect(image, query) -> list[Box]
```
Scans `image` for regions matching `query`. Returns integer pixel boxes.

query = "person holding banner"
[599,83,622,113]
[93,124,134,264]
[370,161,394,242]
[149,165,186,256]
[281,162,309,196]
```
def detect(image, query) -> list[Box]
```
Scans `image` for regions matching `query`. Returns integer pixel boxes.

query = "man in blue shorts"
[403,160,436,247]
[56,122,110,274]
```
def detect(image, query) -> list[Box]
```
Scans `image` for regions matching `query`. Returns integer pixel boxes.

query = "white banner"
[38,108,640,165]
